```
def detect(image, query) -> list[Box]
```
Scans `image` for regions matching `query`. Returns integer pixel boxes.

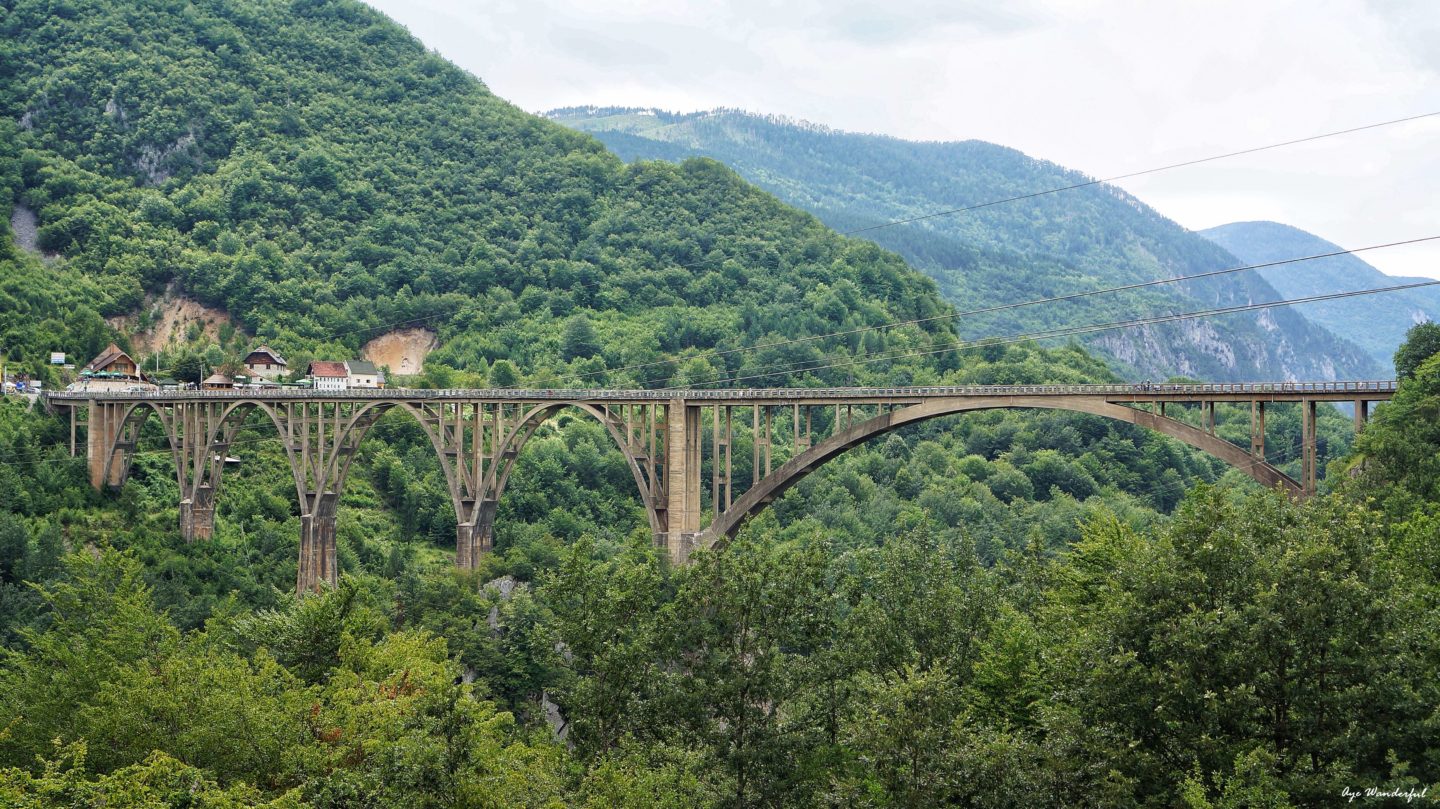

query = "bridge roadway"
[44,380,1396,593]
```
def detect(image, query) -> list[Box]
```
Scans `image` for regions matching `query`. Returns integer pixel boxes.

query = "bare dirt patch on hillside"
[9,203,41,253]
[109,291,240,354]
[362,328,437,377]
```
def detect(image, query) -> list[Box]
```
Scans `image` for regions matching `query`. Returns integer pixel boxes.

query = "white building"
[345,359,385,389]
[306,361,348,391]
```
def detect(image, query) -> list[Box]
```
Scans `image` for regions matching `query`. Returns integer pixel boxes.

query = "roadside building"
[345,359,385,389]
[201,373,234,390]
[306,361,349,391]
[84,343,140,378]
[243,346,289,380]
[78,343,151,391]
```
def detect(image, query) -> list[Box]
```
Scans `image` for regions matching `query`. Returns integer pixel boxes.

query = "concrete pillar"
[179,483,215,542]
[1250,402,1265,459]
[1301,400,1318,497]
[87,402,126,489]
[664,399,701,565]
[1354,399,1368,432]
[87,402,107,490]
[297,492,338,594]
[457,500,495,570]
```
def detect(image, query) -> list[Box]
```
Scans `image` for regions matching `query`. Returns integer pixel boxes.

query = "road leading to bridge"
[44,381,1396,593]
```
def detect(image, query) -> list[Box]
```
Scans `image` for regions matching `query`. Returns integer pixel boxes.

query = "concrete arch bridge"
[44,381,1394,593]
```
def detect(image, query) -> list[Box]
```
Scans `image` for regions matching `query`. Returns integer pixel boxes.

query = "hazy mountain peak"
[1202,220,1438,368]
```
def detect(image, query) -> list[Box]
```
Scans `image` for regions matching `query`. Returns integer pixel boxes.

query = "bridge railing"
[41,380,1398,403]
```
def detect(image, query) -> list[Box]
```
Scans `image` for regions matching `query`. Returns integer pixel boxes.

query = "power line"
[843,110,1440,235]
[298,109,1440,350]
[556,234,1440,386]
[656,279,1438,390]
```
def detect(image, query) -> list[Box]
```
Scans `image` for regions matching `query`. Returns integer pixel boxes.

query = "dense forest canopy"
[1,0,957,391]
[0,1,1435,806]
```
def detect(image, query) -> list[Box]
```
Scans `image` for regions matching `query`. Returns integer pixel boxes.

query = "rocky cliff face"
[1203,221,1440,371]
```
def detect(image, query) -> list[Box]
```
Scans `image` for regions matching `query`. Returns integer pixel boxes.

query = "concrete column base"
[456,521,493,569]
[297,493,339,594]
[179,484,215,543]
[664,531,697,566]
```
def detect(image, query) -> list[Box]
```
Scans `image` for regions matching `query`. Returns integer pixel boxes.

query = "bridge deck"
[43,380,1397,407]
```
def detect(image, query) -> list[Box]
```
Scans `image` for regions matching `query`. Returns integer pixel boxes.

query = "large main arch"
[697,396,1300,549]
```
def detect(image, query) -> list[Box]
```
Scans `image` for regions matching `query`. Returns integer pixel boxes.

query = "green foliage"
[1393,321,1440,379]
[0,3,1434,806]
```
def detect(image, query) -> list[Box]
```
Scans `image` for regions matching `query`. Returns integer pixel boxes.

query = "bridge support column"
[458,498,497,570]
[180,483,215,542]
[1354,399,1368,432]
[274,401,385,595]
[87,402,133,489]
[298,492,338,593]
[1300,400,1318,497]
[1251,402,1265,458]
[664,399,701,565]
[86,401,110,489]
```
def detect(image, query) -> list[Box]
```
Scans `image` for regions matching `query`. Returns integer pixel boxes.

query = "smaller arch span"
[700,396,1299,548]
[477,401,668,544]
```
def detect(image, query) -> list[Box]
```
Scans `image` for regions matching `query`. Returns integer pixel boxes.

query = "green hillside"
[1,4,960,388]
[0,2,1433,806]
[1203,220,1440,369]
[549,107,1382,383]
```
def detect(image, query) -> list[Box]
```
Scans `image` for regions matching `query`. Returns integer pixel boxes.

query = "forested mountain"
[1204,220,1439,368]
[0,1,1435,806]
[549,107,1381,382]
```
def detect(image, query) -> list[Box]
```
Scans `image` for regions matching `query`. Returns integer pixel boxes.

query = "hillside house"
[201,373,234,390]
[84,343,140,379]
[345,359,385,389]
[243,346,288,380]
[306,361,349,391]
[78,343,150,390]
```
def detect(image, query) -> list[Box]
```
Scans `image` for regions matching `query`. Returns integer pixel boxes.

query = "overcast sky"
[367,0,1439,279]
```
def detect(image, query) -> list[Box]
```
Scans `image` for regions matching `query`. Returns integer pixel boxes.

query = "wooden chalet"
[83,343,141,379]
[243,346,288,380]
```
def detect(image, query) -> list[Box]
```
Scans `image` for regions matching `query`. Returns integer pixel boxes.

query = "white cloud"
[368,0,1440,278]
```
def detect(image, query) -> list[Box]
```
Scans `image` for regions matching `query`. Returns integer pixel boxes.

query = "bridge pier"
[1251,402,1265,458]
[663,399,701,565]
[457,499,496,570]
[298,492,339,593]
[86,402,134,489]
[1301,399,1318,497]
[180,483,215,542]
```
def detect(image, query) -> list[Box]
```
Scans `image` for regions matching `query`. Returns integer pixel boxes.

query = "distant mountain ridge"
[548,106,1382,382]
[1202,221,1437,370]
